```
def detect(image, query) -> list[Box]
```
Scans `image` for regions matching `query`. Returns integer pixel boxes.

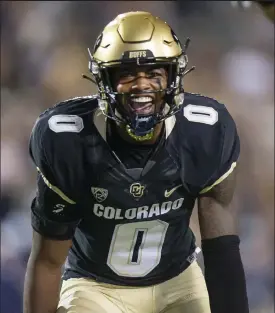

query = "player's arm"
[24,230,72,313]
[24,119,82,313]
[194,103,249,313]
[198,169,249,313]
[23,173,81,313]
[198,167,237,238]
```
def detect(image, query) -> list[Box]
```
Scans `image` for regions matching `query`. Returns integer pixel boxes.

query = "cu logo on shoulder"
[130,182,145,198]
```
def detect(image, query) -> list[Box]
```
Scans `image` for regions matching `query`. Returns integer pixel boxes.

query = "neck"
[115,122,164,145]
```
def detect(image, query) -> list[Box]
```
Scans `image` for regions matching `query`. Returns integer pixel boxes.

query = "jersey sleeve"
[29,115,83,240]
[199,109,240,194]
[178,95,240,195]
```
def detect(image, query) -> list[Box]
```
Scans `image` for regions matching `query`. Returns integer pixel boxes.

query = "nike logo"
[164,184,183,197]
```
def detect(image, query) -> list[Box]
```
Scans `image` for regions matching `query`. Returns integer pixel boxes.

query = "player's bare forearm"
[23,258,62,313]
[23,231,72,313]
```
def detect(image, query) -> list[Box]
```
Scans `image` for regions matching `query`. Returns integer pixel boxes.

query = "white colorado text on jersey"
[93,198,184,220]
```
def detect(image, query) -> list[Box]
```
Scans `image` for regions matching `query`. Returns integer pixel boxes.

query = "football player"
[23,11,249,313]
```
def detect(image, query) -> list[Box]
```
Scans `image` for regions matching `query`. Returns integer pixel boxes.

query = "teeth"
[132,97,152,103]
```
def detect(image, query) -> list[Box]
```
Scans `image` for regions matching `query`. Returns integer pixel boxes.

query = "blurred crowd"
[1,2,274,313]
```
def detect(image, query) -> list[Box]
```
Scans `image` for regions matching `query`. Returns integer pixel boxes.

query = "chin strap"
[124,103,171,141]
[126,125,154,141]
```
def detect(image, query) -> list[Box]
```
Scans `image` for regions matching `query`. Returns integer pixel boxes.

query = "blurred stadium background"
[1,1,274,313]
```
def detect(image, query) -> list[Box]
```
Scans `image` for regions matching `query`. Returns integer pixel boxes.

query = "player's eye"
[119,71,135,78]
[117,70,136,84]
[148,71,161,78]
[146,69,164,79]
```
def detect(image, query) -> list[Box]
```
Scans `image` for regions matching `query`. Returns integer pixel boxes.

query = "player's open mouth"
[130,96,154,114]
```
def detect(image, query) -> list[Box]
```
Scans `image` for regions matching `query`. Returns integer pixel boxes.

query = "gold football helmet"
[85,11,194,140]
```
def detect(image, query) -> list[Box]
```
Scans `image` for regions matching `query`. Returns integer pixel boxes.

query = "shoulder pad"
[183,92,227,111]
[29,95,99,199]
[30,95,98,165]
[39,95,98,119]
[175,93,240,194]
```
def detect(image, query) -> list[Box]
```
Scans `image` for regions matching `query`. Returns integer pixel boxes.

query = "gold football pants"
[57,261,211,313]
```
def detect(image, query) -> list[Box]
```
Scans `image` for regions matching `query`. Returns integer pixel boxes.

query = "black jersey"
[29,93,240,286]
